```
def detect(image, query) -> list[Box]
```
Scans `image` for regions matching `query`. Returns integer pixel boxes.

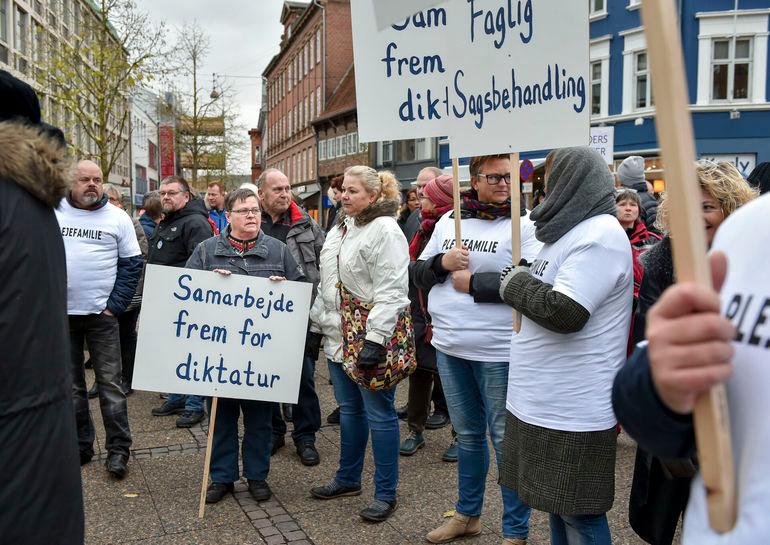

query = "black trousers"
[69,313,132,457]
[119,306,140,386]
[271,355,321,445]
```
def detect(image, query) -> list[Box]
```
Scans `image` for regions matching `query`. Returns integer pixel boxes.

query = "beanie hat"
[617,156,647,190]
[0,69,41,125]
[422,174,454,208]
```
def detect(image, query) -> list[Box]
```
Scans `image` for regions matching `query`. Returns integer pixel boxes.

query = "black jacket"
[634,236,673,343]
[147,198,214,267]
[0,121,84,544]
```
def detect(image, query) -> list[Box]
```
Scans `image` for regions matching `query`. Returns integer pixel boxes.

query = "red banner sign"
[159,123,176,178]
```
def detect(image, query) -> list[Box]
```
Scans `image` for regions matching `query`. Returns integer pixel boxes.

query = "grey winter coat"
[282,202,325,301]
[186,227,305,283]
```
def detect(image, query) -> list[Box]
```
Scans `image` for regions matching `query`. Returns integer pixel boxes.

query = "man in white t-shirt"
[56,160,142,480]
[614,193,770,544]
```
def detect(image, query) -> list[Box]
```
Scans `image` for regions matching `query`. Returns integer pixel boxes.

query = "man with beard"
[149,175,214,427]
[56,160,143,479]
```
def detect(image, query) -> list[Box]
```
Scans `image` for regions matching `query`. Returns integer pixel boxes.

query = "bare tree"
[45,0,168,180]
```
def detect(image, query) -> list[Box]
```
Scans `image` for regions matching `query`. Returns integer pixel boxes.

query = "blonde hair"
[655,160,758,233]
[344,165,401,203]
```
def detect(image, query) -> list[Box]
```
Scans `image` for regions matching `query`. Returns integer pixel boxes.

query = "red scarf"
[408,205,453,261]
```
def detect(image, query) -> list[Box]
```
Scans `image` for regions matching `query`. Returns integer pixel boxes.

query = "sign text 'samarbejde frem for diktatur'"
[133,265,312,404]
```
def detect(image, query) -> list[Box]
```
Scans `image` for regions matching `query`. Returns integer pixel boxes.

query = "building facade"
[130,88,161,208]
[439,0,770,184]
[0,0,131,186]
[262,0,355,207]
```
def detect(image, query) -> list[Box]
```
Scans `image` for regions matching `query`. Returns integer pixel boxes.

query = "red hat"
[422,174,454,208]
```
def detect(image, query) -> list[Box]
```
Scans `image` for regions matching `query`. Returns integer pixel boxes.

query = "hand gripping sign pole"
[198,397,219,518]
[510,152,522,332]
[641,0,736,532]
[452,157,462,247]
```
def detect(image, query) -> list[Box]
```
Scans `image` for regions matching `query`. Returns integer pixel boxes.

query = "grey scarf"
[530,147,617,243]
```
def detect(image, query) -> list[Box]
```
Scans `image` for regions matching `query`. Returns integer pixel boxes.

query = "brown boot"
[426,513,481,544]
[502,539,527,545]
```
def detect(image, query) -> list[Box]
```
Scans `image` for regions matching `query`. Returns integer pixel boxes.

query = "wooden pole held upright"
[510,152,522,333]
[198,397,220,519]
[452,157,462,248]
[641,0,736,532]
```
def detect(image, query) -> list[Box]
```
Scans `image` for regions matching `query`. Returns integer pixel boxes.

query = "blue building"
[440,0,770,184]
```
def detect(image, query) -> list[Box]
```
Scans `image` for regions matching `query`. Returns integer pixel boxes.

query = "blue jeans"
[549,514,611,545]
[328,360,399,502]
[437,351,531,540]
[168,393,204,412]
[207,397,273,483]
[271,355,321,445]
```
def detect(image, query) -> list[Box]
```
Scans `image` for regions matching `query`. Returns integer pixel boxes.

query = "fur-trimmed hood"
[336,197,400,228]
[0,121,69,208]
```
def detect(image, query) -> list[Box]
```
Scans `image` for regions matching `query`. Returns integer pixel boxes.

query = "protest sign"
[351,0,589,155]
[133,265,312,404]
[590,126,615,165]
[372,0,449,30]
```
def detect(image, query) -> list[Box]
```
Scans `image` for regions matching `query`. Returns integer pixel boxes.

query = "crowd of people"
[3,66,770,545]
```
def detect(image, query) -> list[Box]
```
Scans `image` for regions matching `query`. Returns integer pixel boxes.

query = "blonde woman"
[309,166,410,523]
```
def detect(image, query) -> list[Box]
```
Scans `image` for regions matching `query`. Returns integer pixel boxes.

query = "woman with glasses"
[184,188,306,506]
[413,154,542,545]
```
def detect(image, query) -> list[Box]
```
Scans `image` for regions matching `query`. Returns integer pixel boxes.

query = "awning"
[295,183,320,201]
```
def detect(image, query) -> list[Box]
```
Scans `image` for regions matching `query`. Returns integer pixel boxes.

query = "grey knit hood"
[530,147,617,243]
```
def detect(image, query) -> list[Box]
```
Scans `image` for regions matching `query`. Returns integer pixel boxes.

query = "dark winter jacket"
[282,201,325,301]
[633,236,674,343]
[403,207,421,242]
[325,202,341,232]
[0,121,84,544]
[407,229,437,373]
[147,198,214,268]
[139,213,157,240]
[186,227,304,283]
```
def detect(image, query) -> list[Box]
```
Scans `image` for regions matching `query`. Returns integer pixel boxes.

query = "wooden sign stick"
[452,157,462,248]
[510,152,522,333]
[198,396,220,519]
[641,0,736,532]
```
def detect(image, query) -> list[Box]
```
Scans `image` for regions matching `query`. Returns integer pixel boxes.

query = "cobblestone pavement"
[82,363,678,545]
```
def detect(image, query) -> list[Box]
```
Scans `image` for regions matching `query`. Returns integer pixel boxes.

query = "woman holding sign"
[184,188,305,506]
[309,166,413,523]
[498,147,633,545]
[413,155,541,545]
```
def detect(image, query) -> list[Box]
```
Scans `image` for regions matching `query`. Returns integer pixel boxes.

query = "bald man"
[56,160,142,479]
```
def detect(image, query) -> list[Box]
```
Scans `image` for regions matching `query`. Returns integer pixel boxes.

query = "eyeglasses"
[77,176,103,184]
[231,207,261,216]
[159,189,186,197]
[477,173,511,185]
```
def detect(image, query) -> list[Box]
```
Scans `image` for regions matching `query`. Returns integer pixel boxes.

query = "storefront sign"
[699,153,756,178]
[589,126,614,165]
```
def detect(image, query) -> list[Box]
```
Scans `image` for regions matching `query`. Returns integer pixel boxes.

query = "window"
[327,138,335,159]
[590,61,602,116]
[318,139,326,161]
[148,141,158,168]
[309,40,314,71]
[315,87,322,116]
[288,63,292,90]
[304,43,309,76]
[711,38,752,101]
[337,135,346,157]
[379,141,393,163]
[0,0,7,64]
[14,6,28,74]
[347,133,357,156]
[299,48,304,80]
[634,51,653,110]
[397,138,435,162]
[589,0,606,19]
[315,29,321,63]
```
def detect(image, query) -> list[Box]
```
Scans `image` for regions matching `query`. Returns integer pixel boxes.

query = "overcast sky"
[135,0,301,174]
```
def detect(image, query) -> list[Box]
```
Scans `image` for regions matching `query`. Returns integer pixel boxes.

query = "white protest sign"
[590,126,615,165]
[373,0,450,30]
[133,265,312,404]
[352,0,589,155]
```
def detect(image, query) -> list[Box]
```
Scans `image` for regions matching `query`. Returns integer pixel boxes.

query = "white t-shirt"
[56,198,141,315]
[507,214,633,431]
[683,194,770,544]
[419,211,542,362]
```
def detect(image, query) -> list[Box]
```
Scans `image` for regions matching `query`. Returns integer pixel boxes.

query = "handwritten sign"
[133,265,312,404]
[373,0,450,30]
[352,0,589,155]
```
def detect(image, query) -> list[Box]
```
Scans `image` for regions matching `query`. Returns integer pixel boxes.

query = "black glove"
[305,331,323,360]
[357,340,387,370]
